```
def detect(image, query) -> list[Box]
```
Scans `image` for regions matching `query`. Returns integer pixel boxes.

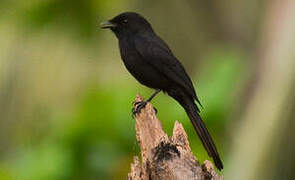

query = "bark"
[127,95,223,180]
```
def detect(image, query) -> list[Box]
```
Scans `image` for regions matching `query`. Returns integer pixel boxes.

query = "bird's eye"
[122,19,128,24]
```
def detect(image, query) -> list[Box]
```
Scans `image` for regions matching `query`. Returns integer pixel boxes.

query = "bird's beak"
[100,21,116,29]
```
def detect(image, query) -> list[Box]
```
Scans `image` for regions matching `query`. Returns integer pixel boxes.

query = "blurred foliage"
[20,0,99,36]
[0,56,245,179]
[0,0,293,180]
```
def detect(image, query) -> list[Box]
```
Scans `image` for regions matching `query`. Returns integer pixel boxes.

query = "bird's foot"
[132,101,147,116]
[132,101,157,117]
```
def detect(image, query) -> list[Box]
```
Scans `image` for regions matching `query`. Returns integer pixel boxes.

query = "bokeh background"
[0,0,295,179]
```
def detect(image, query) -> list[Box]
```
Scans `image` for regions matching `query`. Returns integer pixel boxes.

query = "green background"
[0,0,294,179]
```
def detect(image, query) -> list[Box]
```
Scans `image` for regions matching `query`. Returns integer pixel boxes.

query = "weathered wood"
[127,95,223,180]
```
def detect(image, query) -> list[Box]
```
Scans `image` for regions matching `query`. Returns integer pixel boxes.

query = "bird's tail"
[184,101,223,170]
[168,90,223,170]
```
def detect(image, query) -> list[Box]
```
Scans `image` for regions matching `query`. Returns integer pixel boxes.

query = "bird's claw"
[132,101,147,116]
[131,101,158,117]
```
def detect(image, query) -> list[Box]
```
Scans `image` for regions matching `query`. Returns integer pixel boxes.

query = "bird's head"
[100,12,153,38]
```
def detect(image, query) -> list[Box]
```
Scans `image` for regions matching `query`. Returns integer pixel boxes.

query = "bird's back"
[132,32,201,105]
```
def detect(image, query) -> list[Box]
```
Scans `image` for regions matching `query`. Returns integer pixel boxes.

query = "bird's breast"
[119,39,142,71]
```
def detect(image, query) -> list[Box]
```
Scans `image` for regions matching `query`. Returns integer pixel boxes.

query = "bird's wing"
[134,34,201,106]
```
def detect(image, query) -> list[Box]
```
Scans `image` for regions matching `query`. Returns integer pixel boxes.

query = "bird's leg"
[146,89,161,102]
[132,89,161,116]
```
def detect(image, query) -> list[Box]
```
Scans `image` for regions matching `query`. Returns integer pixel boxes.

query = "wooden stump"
[127,95,223,180]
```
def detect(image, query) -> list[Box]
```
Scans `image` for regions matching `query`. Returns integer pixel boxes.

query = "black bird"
[100,12,223,170]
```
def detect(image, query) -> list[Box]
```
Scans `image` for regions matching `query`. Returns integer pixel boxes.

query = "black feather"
[102,12,223,170]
